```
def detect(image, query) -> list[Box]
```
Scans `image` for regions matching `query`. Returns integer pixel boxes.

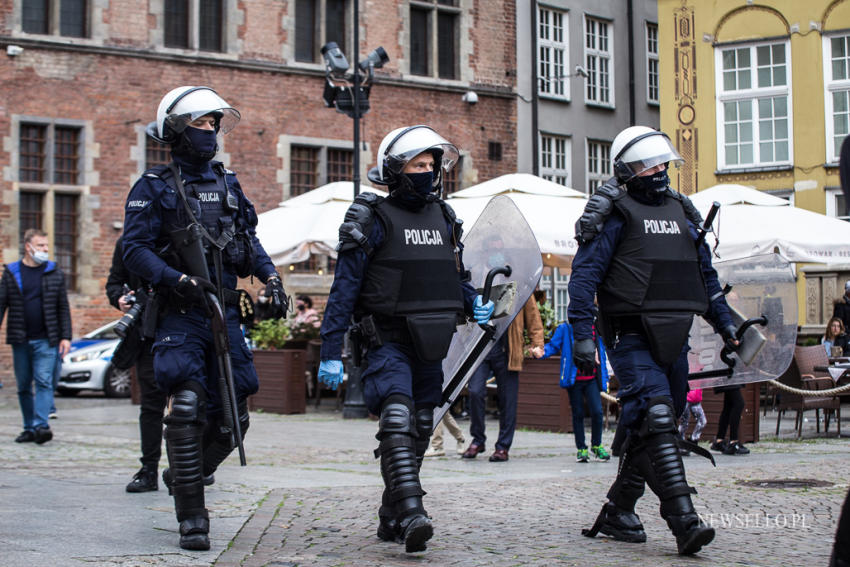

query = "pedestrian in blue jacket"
[542,321,610,462]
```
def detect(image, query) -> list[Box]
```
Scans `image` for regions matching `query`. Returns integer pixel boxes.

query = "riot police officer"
[122,86,286,551]
[570,126,738,555]
[317,126,493,553]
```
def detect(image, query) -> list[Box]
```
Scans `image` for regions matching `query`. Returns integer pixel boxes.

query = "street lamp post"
[320,19,388,418]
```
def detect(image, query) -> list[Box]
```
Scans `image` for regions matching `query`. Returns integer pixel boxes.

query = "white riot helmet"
[145,86,241,143]
[367,125,459,187]
[611,126,683,183]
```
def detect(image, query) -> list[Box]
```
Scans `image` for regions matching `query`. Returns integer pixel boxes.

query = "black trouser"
[136,350,167,469]
[715,387,744,440]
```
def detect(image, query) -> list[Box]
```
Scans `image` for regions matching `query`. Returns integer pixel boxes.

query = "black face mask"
[172,127,218,166]
[627,170,669,200]
[405,171,435,197]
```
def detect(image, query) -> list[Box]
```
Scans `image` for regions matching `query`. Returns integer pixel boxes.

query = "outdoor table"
[814,363,850,382]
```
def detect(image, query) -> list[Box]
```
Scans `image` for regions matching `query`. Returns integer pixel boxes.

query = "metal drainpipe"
[627,0,636,125]
[531,0,540,175]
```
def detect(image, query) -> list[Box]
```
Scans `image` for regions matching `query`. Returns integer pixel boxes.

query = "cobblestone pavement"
[0,385,846,567]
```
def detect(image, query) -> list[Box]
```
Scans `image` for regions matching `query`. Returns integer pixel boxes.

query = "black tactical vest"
[358,200,464,318]
[147,164,254,278]
[597,193,708,316]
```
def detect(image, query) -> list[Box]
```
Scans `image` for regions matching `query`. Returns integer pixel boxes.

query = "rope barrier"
[600,379,850,405]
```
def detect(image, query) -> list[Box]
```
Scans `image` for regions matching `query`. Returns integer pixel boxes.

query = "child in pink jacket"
[678,388,707,444]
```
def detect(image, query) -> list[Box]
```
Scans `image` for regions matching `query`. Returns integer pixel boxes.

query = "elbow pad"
[575,179,623,244]
[337,194,379,254]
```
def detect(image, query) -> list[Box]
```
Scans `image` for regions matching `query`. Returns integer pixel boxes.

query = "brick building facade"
[0,0,517,375]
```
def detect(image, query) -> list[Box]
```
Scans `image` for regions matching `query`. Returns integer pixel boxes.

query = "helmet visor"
[165,88,241,135]
[619,135,684,180]
[386,126,460,174]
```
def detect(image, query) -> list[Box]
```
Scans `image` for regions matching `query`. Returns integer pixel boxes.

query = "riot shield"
[434,195,544,426]
[687,253,797,390]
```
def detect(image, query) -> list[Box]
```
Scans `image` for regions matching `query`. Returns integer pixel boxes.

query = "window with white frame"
[538,7,569,99]
[646,22,659,104]
[539,133,571,186]
[826,187,848,220]
[540,268,570,323]
[825,33,850,164]
[715,41,792,169]
[584,16,613,106]
[586,139,611,194]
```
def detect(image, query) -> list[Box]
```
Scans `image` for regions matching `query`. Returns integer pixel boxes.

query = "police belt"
[164,287,243,312]
[612,315,644,336]
[358,314,413,347]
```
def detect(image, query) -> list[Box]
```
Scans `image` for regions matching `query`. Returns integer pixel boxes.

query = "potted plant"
[247,318,306,414]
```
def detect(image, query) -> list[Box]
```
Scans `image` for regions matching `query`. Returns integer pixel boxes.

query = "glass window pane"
[164,0,189,48]
[54,126,80,184]
[60,0,87,37]
[833,37,846,58]
[19,123,47,183]
[760,142,773,162]
[739,48,750,68]
[773,44,785,63]
[738,70,750,90]
[23,0,49,34]
[740,121,752,142]
[295,0,315,62]
[757,67,770,87]
[757,45,770,66]
[740,143,753,163]
[722,50,735,70]
[739,101,752,120]
[325,0,346,49]
[723,70,736,91]
[774,96,787,116]
[725,123,738,142]
[199,0,223,52]
[437,12,457,79]
[410,8,428,76]
[758,98,772,117]
[776,141,788,161]
[834,59,847,81]
[775,118,788,139]
[327,148,353,182]
[773,66,786,86]
[759,119,773,140]
[290,145,319,196]
[726,145,738,165]
[724,101,737,121]
[54,194,78,289]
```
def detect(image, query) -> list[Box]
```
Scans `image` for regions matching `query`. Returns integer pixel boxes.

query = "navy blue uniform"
[123,157,276,412]
[320,203,478,416]
[568,204,734,429]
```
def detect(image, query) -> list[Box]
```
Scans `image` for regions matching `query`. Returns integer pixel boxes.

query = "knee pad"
[165,382,207,426]
[377,395,415,439]
[639,397,677,438]
[414,407,434,460]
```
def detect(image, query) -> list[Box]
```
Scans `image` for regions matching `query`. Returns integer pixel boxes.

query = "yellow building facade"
[659,0,850,335]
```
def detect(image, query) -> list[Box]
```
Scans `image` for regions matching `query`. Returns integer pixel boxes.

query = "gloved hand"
[473,295,495,324]
[573,338,597,376]
[265,275,288,317]
[318,360,344,390]
[175,275,216,315]
[720,324,740,352]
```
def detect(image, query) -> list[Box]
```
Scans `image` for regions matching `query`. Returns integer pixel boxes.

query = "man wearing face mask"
[317,125,490,553]
[0,228,72,445]
[122,86,287,550]
[462,237,544,462]
[569,126,739,555]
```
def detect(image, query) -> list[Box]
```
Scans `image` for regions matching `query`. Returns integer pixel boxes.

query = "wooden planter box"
[249,348,306,414]
[699,382,759,444]
[516,357,572,433]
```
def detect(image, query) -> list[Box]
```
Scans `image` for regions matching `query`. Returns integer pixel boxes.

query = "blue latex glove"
[318,360,344,390]
[473,295,495,324]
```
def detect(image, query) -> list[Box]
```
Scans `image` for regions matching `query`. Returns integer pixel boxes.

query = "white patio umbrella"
[689,184,850,263]
[446,174,588,267]
[256,182,386,266]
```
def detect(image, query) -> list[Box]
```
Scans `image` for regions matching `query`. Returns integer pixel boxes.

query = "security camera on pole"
[319,5,389,418]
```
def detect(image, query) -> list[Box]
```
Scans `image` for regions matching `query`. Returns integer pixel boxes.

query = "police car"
[56,320,131,398]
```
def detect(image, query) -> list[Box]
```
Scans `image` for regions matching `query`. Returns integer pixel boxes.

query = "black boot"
[632,398,714,555]
[202,403,249,479]
[584,458,647,543]
[126,465,158,493]
[377,487,399,542]
[376,398,433,553]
